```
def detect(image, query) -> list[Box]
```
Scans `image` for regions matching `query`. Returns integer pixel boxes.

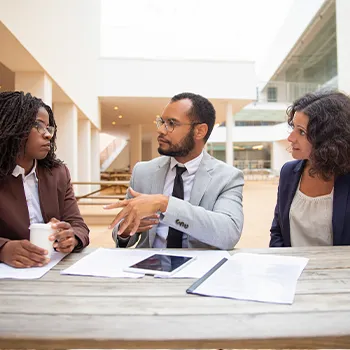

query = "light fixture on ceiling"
[114,106,118,110]
[252,144,264,150]
[112,121,116,125]
[118,115,123,119]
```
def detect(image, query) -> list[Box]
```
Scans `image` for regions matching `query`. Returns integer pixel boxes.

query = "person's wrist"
[119,232,131,239]
[156,194,169,213]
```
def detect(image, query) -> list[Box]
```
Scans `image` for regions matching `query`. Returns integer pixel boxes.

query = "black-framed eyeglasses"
[33,121,55,136]
[155,116,201,133]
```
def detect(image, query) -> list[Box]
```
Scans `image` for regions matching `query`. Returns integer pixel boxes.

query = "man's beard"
[158,128,195,157]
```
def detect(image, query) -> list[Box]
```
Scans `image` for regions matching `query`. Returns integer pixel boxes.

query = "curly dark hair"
[171,92,216,142]
[0,91,62,182]
[287,90,350,180]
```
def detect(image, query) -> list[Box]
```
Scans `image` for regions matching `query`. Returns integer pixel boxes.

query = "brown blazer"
[0,164,89,252]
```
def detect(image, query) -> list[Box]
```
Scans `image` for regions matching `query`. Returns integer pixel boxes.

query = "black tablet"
[124,254,196,276]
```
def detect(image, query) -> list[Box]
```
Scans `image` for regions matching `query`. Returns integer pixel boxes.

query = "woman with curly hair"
[270,90,350,247]
[0,91,89,267]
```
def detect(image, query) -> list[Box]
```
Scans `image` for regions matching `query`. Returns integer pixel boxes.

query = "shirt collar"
[12,160,38,181]
[170,151,204,176]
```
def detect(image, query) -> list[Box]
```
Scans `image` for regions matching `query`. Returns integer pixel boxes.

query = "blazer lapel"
[7,176,30,233]
[150,157,170,195]
[332,174,349,245]
[282,160,305,247]
[189,151,212,206]
[148,157,171,247]
[36,167,57,223]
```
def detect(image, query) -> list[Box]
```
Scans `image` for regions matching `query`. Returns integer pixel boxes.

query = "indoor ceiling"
[271,0,335,82]
[99,96,251,140]
[0,22,42,72]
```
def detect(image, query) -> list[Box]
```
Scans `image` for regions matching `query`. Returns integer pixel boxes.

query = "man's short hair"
[171,92,216,142]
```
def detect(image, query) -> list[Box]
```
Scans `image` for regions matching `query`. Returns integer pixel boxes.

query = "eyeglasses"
[155,116,201,133]
[33,121,55,136]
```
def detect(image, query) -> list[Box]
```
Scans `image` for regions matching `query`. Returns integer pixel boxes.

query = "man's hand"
[104,188,168,236]
[49,218,78,253]
[0,240,49,268]
[118,214,160,238]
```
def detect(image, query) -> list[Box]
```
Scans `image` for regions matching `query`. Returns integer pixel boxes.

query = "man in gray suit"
[106,92,244,250]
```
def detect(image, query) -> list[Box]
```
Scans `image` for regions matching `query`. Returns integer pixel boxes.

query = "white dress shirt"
[153,151,204,248]
[12,161,44,225]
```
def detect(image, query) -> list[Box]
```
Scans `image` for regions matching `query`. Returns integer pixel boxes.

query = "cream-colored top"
[289,180,333,246]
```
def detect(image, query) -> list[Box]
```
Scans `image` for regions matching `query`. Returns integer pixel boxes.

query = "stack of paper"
[61,248,148,278]
[0,251,66,279]
[187,253,309,304]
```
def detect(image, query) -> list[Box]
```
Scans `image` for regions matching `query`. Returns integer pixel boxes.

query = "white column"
[150,132,159,160]
[336,0,350,93]
[225,103,233,166]
[91,127,101,192]
[15,72,52,107]
[272,140,293,174]
[78,119,92,196]
[130,124,142,171]
[53,103,78,181]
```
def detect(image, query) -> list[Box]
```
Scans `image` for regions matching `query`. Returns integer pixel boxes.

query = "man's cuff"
[159,196,182,227]
[117,235,130,248]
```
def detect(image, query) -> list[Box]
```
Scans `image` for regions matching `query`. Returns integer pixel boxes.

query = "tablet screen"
[129,254,193,273]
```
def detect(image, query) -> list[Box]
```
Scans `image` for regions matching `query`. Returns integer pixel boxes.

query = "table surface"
[1,246,350,349]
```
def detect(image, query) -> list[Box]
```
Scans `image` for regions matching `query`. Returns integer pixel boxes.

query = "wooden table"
[1,246,350,349]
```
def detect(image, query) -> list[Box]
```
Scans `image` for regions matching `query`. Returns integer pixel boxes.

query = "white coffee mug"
[29,223,55,258]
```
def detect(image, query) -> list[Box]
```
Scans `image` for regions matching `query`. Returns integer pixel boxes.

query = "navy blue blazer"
[270,160,350,247]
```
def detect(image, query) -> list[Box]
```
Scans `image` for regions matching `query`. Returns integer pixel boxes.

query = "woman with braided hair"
[0,91,89,268]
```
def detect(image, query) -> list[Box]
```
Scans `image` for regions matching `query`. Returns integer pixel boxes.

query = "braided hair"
[0,91,62,182]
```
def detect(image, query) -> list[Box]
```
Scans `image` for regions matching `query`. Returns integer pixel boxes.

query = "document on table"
[0,251,66,279]
[61,248,230,279]
[61,248,150,278]
[187,253,309,304]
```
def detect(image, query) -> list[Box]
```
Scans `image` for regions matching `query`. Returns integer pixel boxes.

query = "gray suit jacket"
[113,151,244,250]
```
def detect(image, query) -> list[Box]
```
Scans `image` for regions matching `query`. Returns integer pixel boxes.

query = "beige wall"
[272,140,294,173]
[0,62,14,91]
[106,143,130,172]
[142,141,152,161]
[98,58,256,100]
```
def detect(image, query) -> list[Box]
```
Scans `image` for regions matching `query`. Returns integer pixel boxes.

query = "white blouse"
[289,181,334,246]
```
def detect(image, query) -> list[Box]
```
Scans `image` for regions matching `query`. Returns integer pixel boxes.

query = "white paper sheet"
[156,249,230,278]
[0,251,66,279]
[61,248,230,279]
[61,248,153,278]
[192,253,309,304]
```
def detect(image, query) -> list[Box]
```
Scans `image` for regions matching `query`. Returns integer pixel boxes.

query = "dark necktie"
[167,165,186,248]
